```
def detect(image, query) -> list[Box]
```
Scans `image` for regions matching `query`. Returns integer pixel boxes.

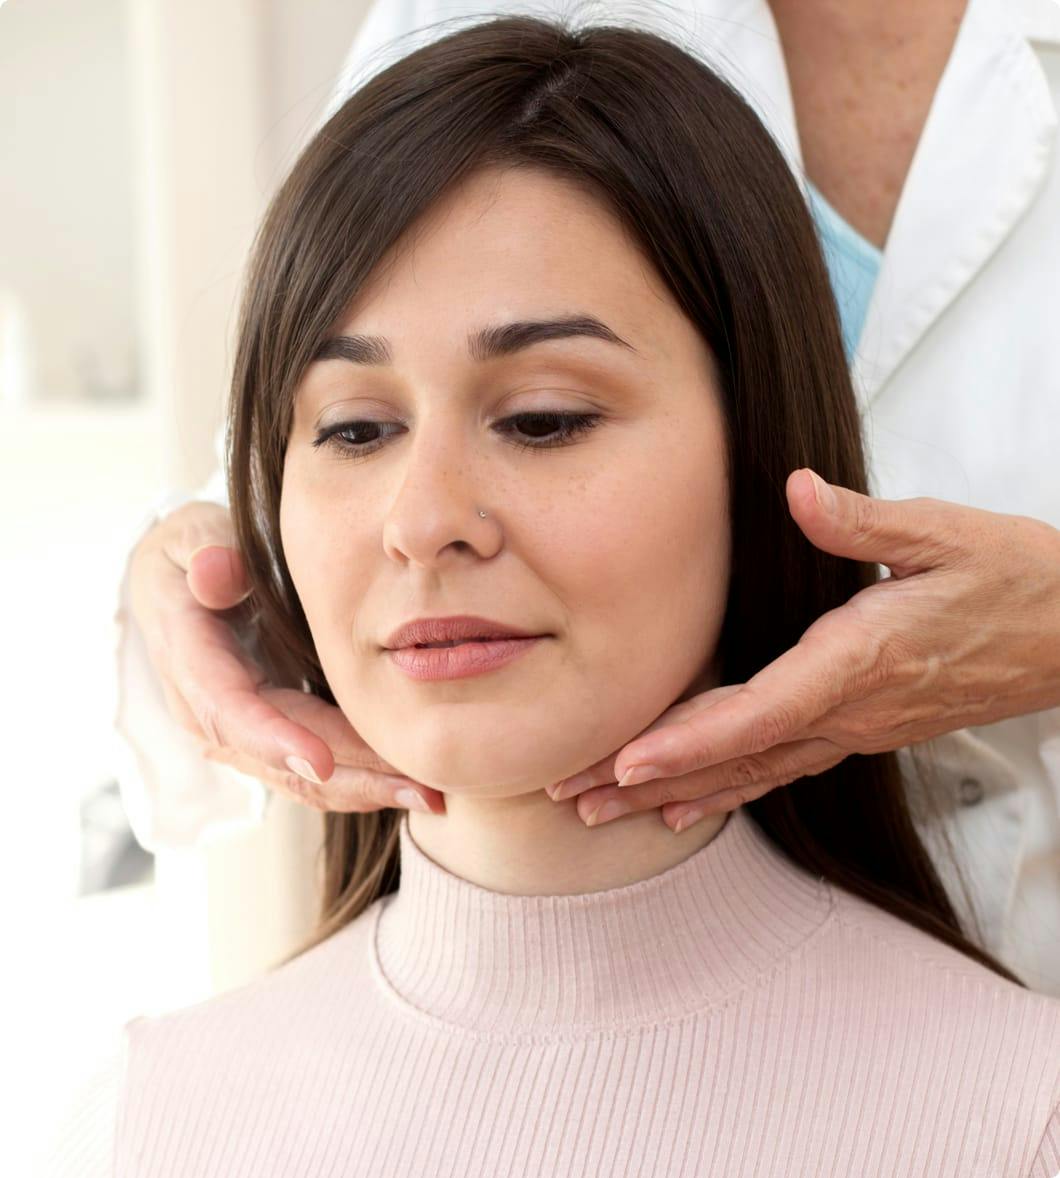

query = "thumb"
[187,544,253,610]
[163,502,252,610]
[785,467,952,577]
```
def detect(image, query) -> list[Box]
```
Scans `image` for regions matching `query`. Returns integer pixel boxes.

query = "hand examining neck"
[407,789,728,896]
[767,0,969,249]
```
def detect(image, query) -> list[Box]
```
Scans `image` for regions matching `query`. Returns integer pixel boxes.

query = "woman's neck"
[407,786,727,896]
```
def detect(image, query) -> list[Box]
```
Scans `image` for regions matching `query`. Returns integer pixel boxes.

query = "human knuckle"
[287,779,326,810]
[326,768,386,811]
[849,710,893,749]
[280,771,312,798]
[195,701,227,749]
[652,784,680,807]
[839,708,874,742]
[775,757,814,786]
[748,707,793,751]
[872,629,903,680]
[850,496,880,539]
[726,756,767,789]
[849,634,892,696]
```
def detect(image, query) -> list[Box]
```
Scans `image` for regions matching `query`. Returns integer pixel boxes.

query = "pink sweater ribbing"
[46,806,1060,1176]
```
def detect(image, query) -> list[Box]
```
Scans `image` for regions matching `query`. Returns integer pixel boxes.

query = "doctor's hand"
[126,499,445,815]
[547,468,1060,834]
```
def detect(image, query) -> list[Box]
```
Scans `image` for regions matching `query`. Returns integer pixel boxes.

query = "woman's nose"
[380,433,499,568]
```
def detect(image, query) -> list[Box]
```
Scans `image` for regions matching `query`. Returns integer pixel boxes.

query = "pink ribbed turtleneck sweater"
[46,806,1060,1176]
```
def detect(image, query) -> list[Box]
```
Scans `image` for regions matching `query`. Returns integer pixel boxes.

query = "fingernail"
[551,772,595,801]
[671,806,706,834]
[285,755,324,785]
[585,799,630,827]
[394,787,432,813]
[617,764,663,788]
[809,470,838,514]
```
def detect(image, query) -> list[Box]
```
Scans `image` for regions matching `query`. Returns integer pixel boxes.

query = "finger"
[547,685,745,800]
[662,784,767,830]
[162,500,237,573]
[156,500,251,609]
[170,605,338,783]
[613,639,853,780]
[203,743,330,810]
[159,673,210,739]
[659,746,847,830]
[202,743,444,814]
[570,738,840,824]
[786,467,960,577]
[186,545,252,610]
[261,687,409,777]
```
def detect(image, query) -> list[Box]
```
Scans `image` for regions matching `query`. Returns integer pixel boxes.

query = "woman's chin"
[370,752,564,799]
[390,771,552,799]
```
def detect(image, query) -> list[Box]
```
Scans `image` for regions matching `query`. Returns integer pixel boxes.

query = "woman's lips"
[387,636,546,681]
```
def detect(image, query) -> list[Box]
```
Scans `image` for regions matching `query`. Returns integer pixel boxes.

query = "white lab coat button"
[958,776,985,806]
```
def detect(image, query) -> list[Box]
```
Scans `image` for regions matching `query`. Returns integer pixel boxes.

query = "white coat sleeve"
[111,421,271,853]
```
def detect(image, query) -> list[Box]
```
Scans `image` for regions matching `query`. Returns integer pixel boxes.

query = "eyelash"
[311,411,602,460]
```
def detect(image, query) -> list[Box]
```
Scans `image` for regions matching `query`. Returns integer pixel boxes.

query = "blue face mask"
[805,180,884,362]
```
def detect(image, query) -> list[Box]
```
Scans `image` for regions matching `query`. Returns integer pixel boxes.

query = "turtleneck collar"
[370,806,835,1039]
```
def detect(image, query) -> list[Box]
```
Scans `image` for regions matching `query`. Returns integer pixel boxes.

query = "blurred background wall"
[0,0,372,1169]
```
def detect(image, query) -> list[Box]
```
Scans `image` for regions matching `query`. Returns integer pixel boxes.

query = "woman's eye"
[311,411,602,460]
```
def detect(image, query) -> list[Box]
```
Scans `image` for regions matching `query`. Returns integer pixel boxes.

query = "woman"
[113,0,1060,1003]
[49,14,1060,1176]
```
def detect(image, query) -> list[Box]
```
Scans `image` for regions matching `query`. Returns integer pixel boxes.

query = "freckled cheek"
[279,483,363,638]
[279,496,317,616]
[600,440,729,678]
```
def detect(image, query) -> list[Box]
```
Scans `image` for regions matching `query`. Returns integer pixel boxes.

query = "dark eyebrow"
[311,314,638,366]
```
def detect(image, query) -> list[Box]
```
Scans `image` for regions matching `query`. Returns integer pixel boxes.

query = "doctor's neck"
[766,0,969,250]
[767,0,967,35]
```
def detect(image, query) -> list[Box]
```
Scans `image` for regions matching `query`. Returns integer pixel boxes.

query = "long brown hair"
[225,13,1025,986]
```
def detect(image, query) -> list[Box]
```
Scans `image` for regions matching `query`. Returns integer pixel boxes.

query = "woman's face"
[281,165,731,796]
